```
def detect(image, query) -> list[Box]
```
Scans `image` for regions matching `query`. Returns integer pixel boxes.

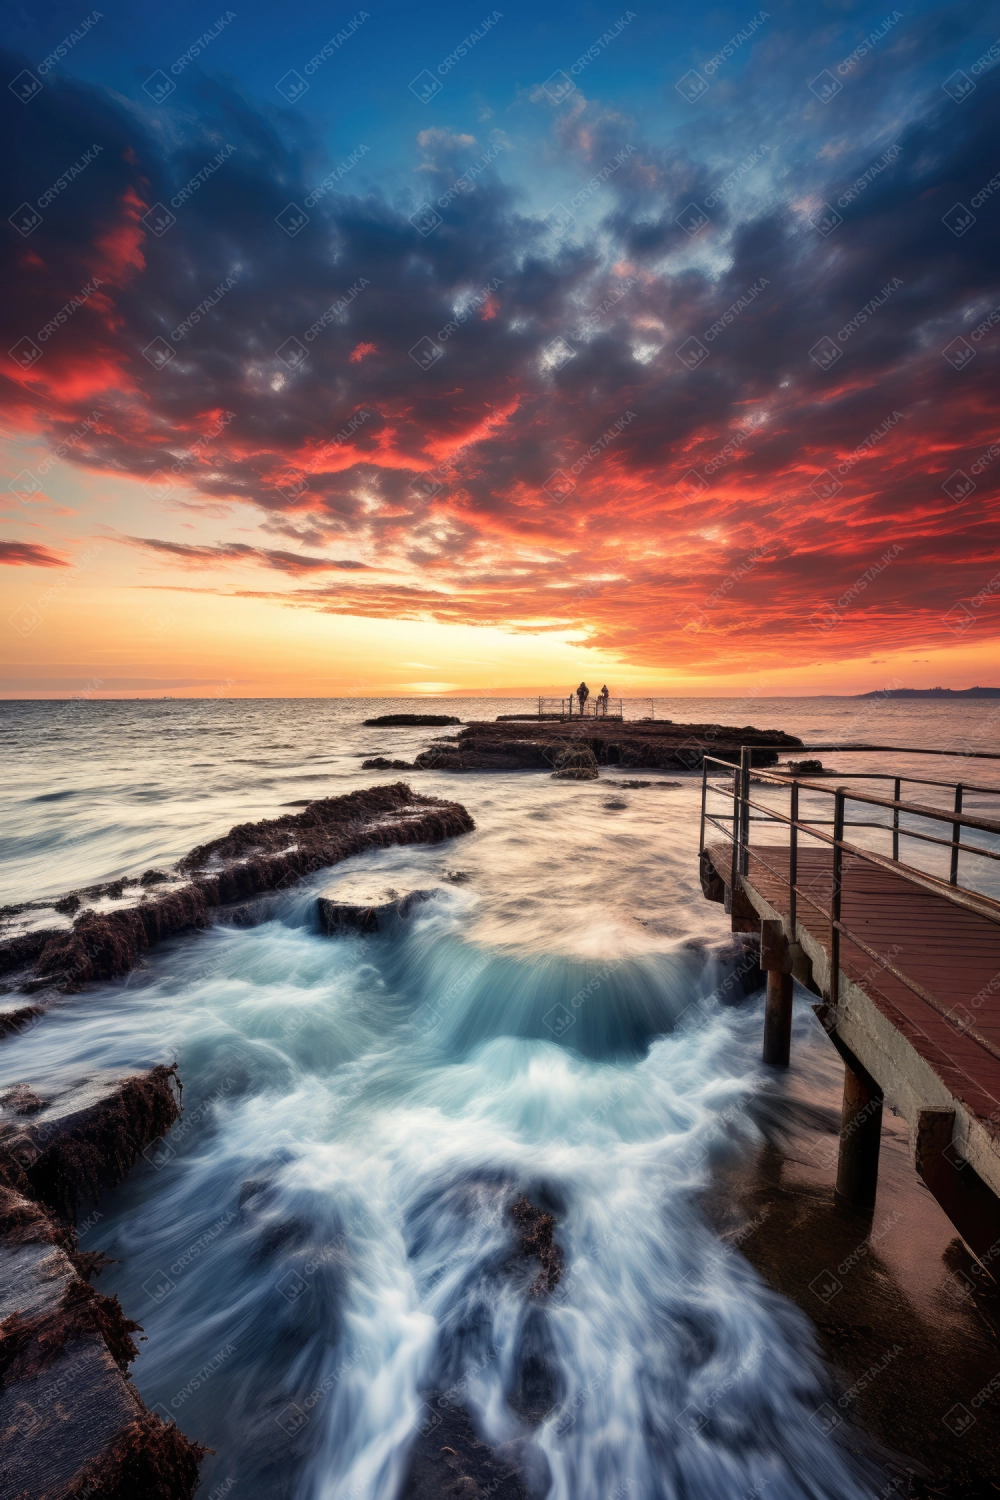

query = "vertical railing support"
[830,788,845,1011]
[789,781,799,935]
[739,746,752,877]
[699,760,708,853]
[950,784,963,885]
[892,776,901,861]
[730,759,740,894]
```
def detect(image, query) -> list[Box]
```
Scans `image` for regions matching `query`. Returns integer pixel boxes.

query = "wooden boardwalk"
[705,842,1000,1137]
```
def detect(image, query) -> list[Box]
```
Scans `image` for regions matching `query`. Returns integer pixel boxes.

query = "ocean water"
[1,696,998,1499]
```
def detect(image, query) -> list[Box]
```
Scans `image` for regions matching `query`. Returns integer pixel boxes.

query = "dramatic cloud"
[0,540,68,567]
[2,18,999,672]
[126,537,369,573]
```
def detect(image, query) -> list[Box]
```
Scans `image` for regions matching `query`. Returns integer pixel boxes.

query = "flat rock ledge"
[406,719,802,774]
[0,1067,205,1499]
[0,783,474,1001]
[317,889,438,936]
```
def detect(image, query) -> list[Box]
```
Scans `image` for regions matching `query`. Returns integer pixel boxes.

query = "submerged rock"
[361,756,414,770]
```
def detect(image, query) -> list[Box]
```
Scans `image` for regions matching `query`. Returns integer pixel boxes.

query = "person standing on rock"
[576,681,590,716]
[599,684,610,716]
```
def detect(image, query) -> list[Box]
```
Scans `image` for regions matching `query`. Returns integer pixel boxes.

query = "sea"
[1,695,998,1499]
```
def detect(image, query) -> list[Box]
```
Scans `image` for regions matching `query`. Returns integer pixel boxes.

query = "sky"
[2,0,999,698]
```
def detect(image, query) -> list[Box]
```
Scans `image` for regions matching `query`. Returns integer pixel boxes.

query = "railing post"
[892,776,900,861]
[789,781,799,934]
[950,783,963,885]
[699,760,708,853]
[730,759,740,893]
[830,788,845,1010]
[739,746,751,876]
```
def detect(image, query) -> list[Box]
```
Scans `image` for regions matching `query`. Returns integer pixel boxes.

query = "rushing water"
[2,696,999,1499]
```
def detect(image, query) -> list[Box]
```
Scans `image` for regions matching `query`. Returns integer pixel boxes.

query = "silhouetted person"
[577,681,589,715]
[599,684,610,715]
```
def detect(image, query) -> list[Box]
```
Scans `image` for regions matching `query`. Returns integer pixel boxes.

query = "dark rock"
[8,784,473,995]
[787,759,825,775]
[401,1398,530,1500]
[410,719,801,774]
[551,766,599,781]
[0,1070,204,1499]
[601,798,628,810]
[363,714,461,726]
[510,1196,563,1297]
[54,893,81,915]
[362,757,414,770]
[0,1066,181,1222]
[316,889,437,936]
[139,869,169,886]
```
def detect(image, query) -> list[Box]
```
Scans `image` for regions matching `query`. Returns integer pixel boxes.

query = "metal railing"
[698,744,1000,1057]
[537,695,623,719]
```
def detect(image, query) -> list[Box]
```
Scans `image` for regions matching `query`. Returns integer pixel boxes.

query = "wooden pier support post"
[835,1061,883,1210]
[760,919,794,1066]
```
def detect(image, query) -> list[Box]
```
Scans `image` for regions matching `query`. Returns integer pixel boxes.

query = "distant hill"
[853,686,1000,698]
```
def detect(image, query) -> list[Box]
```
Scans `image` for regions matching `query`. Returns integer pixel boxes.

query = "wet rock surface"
[316,888,438,935]
[0,1069,204,1498]
[0,783,474,1000]
[410,718,801,774]
[401,1399,531,1500]
[510,1196,563,1297]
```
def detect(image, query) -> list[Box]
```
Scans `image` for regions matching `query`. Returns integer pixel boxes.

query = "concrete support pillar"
[835,1062,883,1210]
[760,919,794,1066]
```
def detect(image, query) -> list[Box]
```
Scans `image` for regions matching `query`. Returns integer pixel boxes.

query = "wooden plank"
[704,840,1000,1128]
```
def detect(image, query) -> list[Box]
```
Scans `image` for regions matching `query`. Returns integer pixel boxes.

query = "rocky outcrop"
[360,757,414,771]
[510,1197,563,1297]
[1,784,474,999]
[316,889,437,935]
[550,747,599,781]
[363,714,461,727]
[411,719,801,774]
[0,1069,204,1499]
[0,1068,181,1223]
